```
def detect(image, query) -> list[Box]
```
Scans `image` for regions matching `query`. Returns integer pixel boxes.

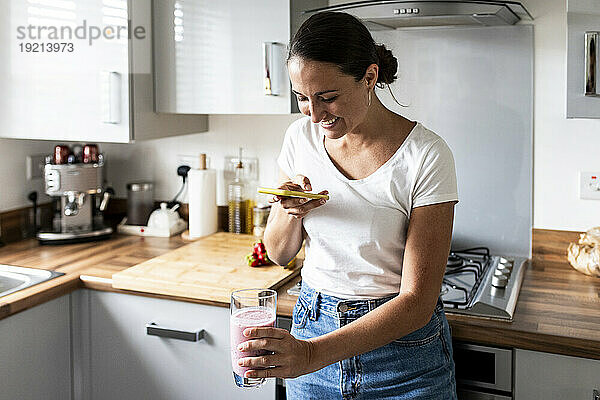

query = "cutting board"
[112,232,301,303]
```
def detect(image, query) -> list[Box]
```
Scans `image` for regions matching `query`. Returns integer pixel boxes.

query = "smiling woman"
[244,11,459,400]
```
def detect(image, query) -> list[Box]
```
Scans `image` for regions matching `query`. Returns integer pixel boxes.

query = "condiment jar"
[126,182,154,226]
[252,204,271,237]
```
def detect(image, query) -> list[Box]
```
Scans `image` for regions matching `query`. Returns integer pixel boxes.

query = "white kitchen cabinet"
[153,0,327,114]
[0,295,71,400]
[74,289,274,400]
[0,0,207,143]
[514,349,600,400]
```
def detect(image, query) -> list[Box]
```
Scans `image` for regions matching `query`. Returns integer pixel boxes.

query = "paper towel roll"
[188,168,218,238]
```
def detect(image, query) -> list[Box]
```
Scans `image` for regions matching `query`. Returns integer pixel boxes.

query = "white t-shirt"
[277,117,458,299]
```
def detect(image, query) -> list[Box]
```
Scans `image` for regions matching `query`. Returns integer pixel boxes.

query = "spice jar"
[252,204,271,237]
[126,182,154,226]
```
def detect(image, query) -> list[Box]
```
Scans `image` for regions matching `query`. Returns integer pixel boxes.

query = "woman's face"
[288,57,373,139]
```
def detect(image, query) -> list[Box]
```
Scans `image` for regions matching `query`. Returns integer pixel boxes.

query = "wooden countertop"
[0,235,187,319]
[0,230,599,360]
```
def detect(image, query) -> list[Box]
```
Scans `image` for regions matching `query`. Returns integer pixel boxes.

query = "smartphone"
[257,187,329,200]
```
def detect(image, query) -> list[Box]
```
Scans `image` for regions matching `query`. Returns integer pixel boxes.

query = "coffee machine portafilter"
[37,154,113,244]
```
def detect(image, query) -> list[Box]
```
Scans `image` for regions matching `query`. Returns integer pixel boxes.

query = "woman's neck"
[338,96,408,150]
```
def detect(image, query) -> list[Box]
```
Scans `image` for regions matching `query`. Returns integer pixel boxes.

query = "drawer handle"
[146,322,204,342]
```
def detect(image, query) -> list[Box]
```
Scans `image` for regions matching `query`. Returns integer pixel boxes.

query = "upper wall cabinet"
[0,0,207,143]
[153,0,326,114]
[567,0,600,119]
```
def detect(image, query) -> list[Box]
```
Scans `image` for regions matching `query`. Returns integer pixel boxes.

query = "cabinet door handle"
[101,71,122,123]
[263,42,284,96]
[585,32,599,97]
[146,322,204,342]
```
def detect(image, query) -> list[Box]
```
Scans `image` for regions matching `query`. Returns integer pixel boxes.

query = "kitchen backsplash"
[376,25,533,257]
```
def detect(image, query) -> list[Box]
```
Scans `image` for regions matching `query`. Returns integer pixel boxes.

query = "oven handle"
[457,388,512,399]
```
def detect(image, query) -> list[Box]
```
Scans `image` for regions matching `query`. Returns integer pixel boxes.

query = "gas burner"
[446,254,463,269]
[451,247,491,260]
[442,248,492,308]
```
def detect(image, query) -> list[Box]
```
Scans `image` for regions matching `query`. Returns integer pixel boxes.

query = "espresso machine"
[37,147,113,244]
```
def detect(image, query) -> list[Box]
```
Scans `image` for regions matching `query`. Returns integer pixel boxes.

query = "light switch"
[580,171,600,200]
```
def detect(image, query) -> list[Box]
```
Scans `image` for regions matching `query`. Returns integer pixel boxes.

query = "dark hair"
[288,11,398,87]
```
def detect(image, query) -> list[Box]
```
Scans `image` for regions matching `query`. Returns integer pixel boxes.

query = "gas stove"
[442,247,528,321]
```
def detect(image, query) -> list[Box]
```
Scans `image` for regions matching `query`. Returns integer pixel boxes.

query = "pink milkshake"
[230,306,276,387]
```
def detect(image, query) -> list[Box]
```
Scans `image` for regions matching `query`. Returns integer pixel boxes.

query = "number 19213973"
[19,42,74,52]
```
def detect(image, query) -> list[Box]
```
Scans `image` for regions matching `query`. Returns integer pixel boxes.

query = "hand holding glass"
[230,288,277,388]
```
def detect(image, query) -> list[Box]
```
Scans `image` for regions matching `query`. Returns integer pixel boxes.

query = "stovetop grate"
[443,247,491,308]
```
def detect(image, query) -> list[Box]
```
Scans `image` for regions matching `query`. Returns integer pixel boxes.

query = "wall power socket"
[579,171,600,200]
[26,154,46,180]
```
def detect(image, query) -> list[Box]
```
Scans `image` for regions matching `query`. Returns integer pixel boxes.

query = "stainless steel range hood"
[305,1,533,29]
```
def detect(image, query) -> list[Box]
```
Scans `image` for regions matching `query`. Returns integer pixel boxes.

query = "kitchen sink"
[0,265,65,298]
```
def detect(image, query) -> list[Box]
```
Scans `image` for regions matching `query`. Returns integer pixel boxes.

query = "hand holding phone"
[257,187,329,200]
[263,175,328,219]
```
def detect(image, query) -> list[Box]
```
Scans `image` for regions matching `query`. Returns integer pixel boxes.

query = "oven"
[454,342,513,399]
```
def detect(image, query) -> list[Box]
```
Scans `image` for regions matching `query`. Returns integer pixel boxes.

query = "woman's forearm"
[306,292,436,371]
[263,202,304,265]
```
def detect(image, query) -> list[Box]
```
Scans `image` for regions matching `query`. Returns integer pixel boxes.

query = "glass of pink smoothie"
[230,288,277,388]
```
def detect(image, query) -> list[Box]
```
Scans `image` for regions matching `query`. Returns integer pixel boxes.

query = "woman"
[236,11,458,399]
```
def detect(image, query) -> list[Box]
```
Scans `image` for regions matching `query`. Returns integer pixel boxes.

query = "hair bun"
[375,44,398,85]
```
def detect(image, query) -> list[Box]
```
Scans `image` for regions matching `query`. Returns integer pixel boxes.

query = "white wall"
[100,114,302,206]
[0,139,54,210]
[525,0,600,230]
[1,0,599,232]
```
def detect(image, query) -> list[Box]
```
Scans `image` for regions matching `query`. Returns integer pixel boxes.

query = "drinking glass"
[230,288,277,388]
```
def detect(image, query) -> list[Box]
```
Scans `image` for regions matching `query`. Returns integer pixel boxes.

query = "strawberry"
[246,241,270,267]
[246,254,261,267]
[253,241,266,255]
[245,253,257,266]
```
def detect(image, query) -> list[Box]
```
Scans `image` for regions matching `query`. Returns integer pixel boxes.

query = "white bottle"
[188,154,218,238]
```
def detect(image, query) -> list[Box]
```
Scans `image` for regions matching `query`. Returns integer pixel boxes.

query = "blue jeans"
[286,283,457,400]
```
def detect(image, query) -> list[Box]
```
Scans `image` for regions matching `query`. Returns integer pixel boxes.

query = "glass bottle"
[228,149,253,234]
